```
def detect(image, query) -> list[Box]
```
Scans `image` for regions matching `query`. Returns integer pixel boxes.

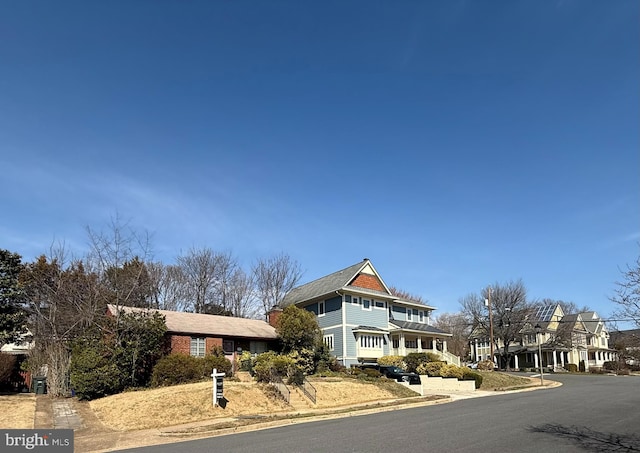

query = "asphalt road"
[118,374,640,453]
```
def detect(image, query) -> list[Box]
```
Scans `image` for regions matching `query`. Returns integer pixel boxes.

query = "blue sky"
[1,1,638,322]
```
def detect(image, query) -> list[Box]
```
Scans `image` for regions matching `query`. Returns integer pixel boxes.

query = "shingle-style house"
[274,259,458,368]
[469,303,616,371]
[107,305,278,360]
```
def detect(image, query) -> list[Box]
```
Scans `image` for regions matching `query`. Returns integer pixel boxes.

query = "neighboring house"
[469,303,616,371]
[273,259,457,368]
[609,329,640,366]
[106,305,278,362]
[0,331,34,391]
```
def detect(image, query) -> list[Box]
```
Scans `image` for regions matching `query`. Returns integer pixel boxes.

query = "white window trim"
[318,300,325,317]
[190,336,206,357]
[373,300,385,310]
[362,299,372,311]
[323,334,334,351]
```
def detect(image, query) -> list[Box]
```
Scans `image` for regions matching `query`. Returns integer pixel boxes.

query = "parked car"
[360,364,421,384]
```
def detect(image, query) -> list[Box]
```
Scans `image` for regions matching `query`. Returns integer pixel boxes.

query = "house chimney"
[266,306,283,328]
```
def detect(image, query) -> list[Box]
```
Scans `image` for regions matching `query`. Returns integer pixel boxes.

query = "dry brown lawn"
[0,394,35,429]
[479,371,538,390]
[90,377,411,431]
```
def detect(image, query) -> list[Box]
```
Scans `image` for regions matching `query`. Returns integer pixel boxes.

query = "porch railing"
[438,350,461,366]
[299,376,317,404]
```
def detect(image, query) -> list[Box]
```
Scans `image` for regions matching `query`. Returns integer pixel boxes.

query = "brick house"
[106,305,279,361]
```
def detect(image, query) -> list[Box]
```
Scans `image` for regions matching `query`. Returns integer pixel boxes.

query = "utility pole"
[486,287,494,365]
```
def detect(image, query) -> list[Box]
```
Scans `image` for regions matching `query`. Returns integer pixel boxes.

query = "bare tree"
[433,312,472,359]
[461,279,534,370]
[252,253,303,317]
[146,262,189,311]
[389,286,428,305]
[22,248,103,396]
[177,247,238,314]
[227,269,260,318]
[86,214,154,309]
[611,251,640,328]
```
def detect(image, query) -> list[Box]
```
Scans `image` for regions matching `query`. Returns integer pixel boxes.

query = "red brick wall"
[170,335,191,355]
[206,337,222,353]
[169,334,223,355]
[350,273,385,291]
[267,308,283,328]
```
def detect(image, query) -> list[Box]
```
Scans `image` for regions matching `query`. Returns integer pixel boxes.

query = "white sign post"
[211,368,226,407]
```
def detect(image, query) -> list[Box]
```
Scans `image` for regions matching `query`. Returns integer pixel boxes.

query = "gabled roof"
[280,259,393,307]
[107,304,277,340]
[579,311,604,334]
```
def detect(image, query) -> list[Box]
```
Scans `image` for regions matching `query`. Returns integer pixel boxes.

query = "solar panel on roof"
[535,304,556,322]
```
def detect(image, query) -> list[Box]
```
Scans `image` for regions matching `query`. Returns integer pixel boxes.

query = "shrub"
[477,360,495,371]
[200,355,233,378]
[564,363,578,373]
[252,351,297,383]
[603,361,619,371]
[287,348,315,375]
[617,368,630,376]
[440,364,465,379]
[239,351,253,372]
[462,368,483,389]
[377,355,405,368]
[418,361,446,377]
[70,348,126,400]
[362,368,381,378]
[404,353,430,373]
[151,354,200,387]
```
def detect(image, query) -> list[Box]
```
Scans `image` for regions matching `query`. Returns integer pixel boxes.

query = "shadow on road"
[530,423,640,452]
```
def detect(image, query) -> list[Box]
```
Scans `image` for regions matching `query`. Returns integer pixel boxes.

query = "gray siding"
[302,297,343,329]
[321,326,343,357]
[345,302,388,328]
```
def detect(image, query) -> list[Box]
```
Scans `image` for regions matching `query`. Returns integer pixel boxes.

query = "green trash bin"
[33,377,47,394]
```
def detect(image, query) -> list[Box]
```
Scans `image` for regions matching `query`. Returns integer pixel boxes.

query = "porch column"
[474,339,479,361]
[553,350,558,369]
[417,336,423,352]
[400,332,406,356]
[514,354,519,369]
[534,353,539,369]
[560,352,565,368]
[442,340,448,353]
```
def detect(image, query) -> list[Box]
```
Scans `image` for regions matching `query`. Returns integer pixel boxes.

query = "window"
[345,295,351,304]
[323,334,334,351]
[419,311,424,323]
[318,300,325,317]
[405,339,418,349]
[392,336,400,348]
[359,334,382,349]
[407,310,412,321]
[374,300,385,309]
[352,296,360,305]
[190,337,206,357]
[362,299,371,310]
[222,339,234,354]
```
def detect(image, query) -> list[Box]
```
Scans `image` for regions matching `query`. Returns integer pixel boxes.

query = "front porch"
[389,332,460,366]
